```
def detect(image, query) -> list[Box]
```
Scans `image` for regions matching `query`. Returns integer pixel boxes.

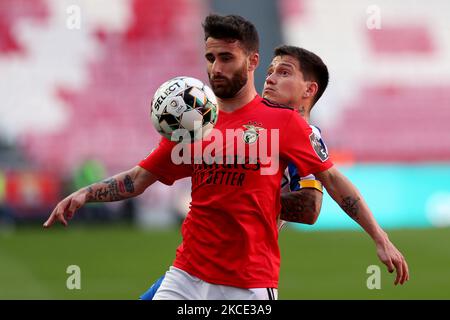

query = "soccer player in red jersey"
[44,15,408,299]
[140,44,409,299]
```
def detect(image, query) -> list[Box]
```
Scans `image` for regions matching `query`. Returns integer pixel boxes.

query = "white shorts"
[153,266,278,300]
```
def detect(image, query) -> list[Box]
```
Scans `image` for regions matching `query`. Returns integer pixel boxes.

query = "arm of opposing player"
[280,112,408,285]
[43,166,157,228]
[280,188,323,225]
[279,112,332,224]
[315,166,409,285]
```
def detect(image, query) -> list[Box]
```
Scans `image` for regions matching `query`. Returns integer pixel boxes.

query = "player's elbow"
[304,215,319,225]
[131,166,158,196]
[300,190,322,225]
[301,208,320,225]
[133,185,146,197]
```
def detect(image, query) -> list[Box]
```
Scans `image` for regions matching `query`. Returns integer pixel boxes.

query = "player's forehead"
[268,55,300,71]
[205,37,245,55]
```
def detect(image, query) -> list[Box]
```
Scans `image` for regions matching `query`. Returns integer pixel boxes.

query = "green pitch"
[0,225,449,299]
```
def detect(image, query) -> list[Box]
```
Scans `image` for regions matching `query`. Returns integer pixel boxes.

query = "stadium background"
[0,0,449,299]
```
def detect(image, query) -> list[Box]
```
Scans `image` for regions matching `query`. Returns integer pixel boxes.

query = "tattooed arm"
[315,166,409,285]
[314,166,383,237]
[43,166,157,228]
[280,188,323,224]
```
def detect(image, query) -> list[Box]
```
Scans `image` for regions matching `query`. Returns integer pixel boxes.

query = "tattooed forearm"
[94,187,110,201]
[281,193,305,222]
[103,178,120,201]
[118,175,135,194]
[85,176,136,202]
[86,186,95,202]
[280,189,322,224]
[340,196,360,221]
[124,175,135,193]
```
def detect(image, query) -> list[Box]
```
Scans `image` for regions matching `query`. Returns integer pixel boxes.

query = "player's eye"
[205,54,215,63]
[220,55,233,62]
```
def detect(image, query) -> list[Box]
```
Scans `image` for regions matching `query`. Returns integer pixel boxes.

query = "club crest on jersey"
[242,125,264,144]
[309,133,328,162]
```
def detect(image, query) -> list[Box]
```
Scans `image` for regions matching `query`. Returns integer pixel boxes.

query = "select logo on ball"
[150,76,219,143]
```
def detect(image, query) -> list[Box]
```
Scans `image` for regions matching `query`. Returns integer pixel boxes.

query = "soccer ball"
[150,76,218,143]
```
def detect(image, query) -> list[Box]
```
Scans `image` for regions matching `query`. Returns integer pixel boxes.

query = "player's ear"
[304,81,318,98]
[247,52,259,72]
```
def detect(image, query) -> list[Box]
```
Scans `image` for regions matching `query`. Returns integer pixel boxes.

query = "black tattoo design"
[86,186,94,202]
[124,175,135,193]
[103,178,120,201]
[85,179,121,202]
[297,106,305,116]
[85,176,135,202]
[94,187,110,201]
[280,190,321,223]
[340,196,360,221]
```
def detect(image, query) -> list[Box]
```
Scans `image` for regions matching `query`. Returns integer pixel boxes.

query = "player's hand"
[43,190,87,228]
[376,237,409,285]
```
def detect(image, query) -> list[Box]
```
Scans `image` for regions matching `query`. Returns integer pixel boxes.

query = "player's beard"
[209,62,248,99]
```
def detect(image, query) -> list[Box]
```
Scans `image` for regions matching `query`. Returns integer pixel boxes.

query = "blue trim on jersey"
[288,162,301,191]
[311,124,321,134]
[140,275,164,300]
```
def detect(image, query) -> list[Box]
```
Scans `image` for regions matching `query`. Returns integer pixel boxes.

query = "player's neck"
[217,84,258,113]
[303,112,311,123]
[295,105,311,123]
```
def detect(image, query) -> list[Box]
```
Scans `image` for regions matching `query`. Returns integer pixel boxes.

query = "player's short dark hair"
[274,45,329,105]
[202,14,259,53]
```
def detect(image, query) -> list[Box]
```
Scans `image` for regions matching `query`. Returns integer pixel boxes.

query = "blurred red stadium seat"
[16,0,206,174]
[326,85,450,162]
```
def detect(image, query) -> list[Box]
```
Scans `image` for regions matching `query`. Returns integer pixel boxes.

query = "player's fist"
[43,190,88,228]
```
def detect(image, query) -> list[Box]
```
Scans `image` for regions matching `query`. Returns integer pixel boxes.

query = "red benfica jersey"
[139,96,333,288]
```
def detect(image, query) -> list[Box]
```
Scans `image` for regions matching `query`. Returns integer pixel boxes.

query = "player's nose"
[265,73,276,85]
[211,61,224,76]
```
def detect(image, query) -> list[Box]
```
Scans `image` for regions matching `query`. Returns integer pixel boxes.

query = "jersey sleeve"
[139,138,192,185]
[281,112,333,177]
[288,125,326,190]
